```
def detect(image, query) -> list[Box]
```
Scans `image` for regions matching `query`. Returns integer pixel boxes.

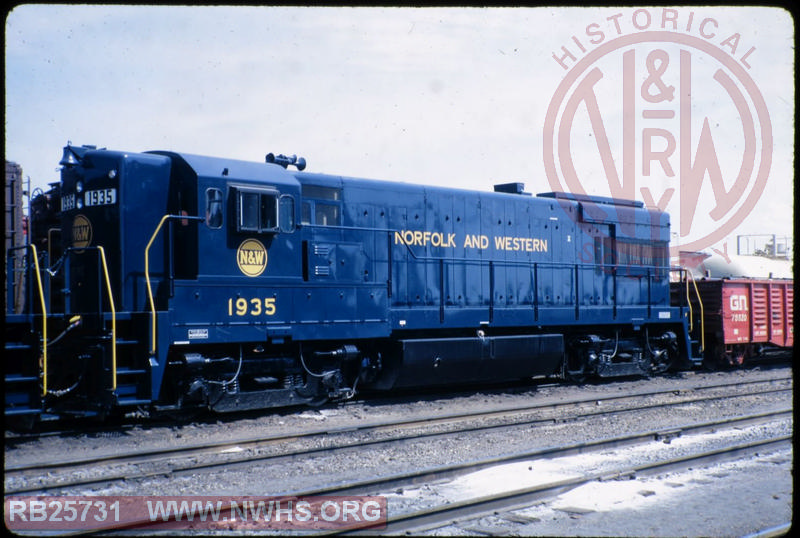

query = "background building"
[5,160,26,313]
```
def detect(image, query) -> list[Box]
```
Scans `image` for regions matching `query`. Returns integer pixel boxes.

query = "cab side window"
[205,188,223,229]
[315,203,339,226]
[279,196,295,233]
[300,184,342,226]
[235,187,279,233]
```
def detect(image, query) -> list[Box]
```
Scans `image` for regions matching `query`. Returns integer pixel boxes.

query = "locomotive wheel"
[562,353,587,383]
[649,351,674,375]
[649,342,678,374]
[293,375,330,407]
[726,345,747,367]
[704,343,732,371]
[707,342,750,369]
[6,415,39,433]
[306,394,330,407]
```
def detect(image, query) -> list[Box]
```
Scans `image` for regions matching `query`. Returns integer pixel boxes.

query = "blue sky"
[5,5,794,255]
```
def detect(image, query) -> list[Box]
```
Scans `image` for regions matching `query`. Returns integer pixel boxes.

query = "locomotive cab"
[146,151,315,411]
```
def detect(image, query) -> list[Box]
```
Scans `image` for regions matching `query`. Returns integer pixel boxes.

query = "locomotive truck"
[5,143,703,422]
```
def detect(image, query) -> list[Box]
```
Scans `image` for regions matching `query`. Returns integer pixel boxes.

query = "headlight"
[76,198,84,209]
[108,170,117,179]
[75,181,84,193]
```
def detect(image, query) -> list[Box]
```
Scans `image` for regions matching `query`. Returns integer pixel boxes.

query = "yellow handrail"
[685,270,693,332]
[145,215,171,355]
[685,271,705,352]
[144,214,212,354]
[97,246,117,390]
[29,245,48,396]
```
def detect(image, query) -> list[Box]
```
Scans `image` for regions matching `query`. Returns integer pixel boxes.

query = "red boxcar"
[672,278,793,366]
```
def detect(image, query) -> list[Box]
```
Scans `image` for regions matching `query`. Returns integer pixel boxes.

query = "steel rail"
[291,408,793,497]
[5,374,789,475]
[358,434,792,536]
[3,366,790,445]
[37,409,793,536]
[742,522,794,538]
[4,385,791,495]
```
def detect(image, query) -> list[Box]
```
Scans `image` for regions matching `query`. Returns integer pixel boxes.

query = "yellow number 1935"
[227,297,277,317]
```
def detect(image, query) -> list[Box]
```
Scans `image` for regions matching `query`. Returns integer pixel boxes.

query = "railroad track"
[4,364,789,443]
[347,410,792,536]
[18,408,792,535]
[287,408,793,496]
[4,375,791,495]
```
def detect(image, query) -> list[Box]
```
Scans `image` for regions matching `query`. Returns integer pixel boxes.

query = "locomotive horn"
[59,145,82,166]
[59,143,98,167]
[266,152,306,171]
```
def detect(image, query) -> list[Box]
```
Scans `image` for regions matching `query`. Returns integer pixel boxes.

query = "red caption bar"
[4,495,387,531]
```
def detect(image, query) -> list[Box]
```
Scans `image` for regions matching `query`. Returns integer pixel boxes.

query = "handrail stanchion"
[145,215,204,356]
[685,269,694,332]
[97,246,117,390]
[145,215,171,356]
[29,245,48,396]
[687,271,705,353]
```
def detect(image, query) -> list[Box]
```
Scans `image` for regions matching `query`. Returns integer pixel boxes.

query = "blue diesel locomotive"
[5,144,700,421]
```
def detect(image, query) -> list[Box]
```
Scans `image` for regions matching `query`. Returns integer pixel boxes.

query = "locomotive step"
[115,367,148,376]
[115,398,152,407]
[5,407,42,416]
[4,343,33,351]
[4,374,39,384]
[115,382,140,395]
[5,384,41,416]
[690,340,704,360]
[98,337,142,346]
